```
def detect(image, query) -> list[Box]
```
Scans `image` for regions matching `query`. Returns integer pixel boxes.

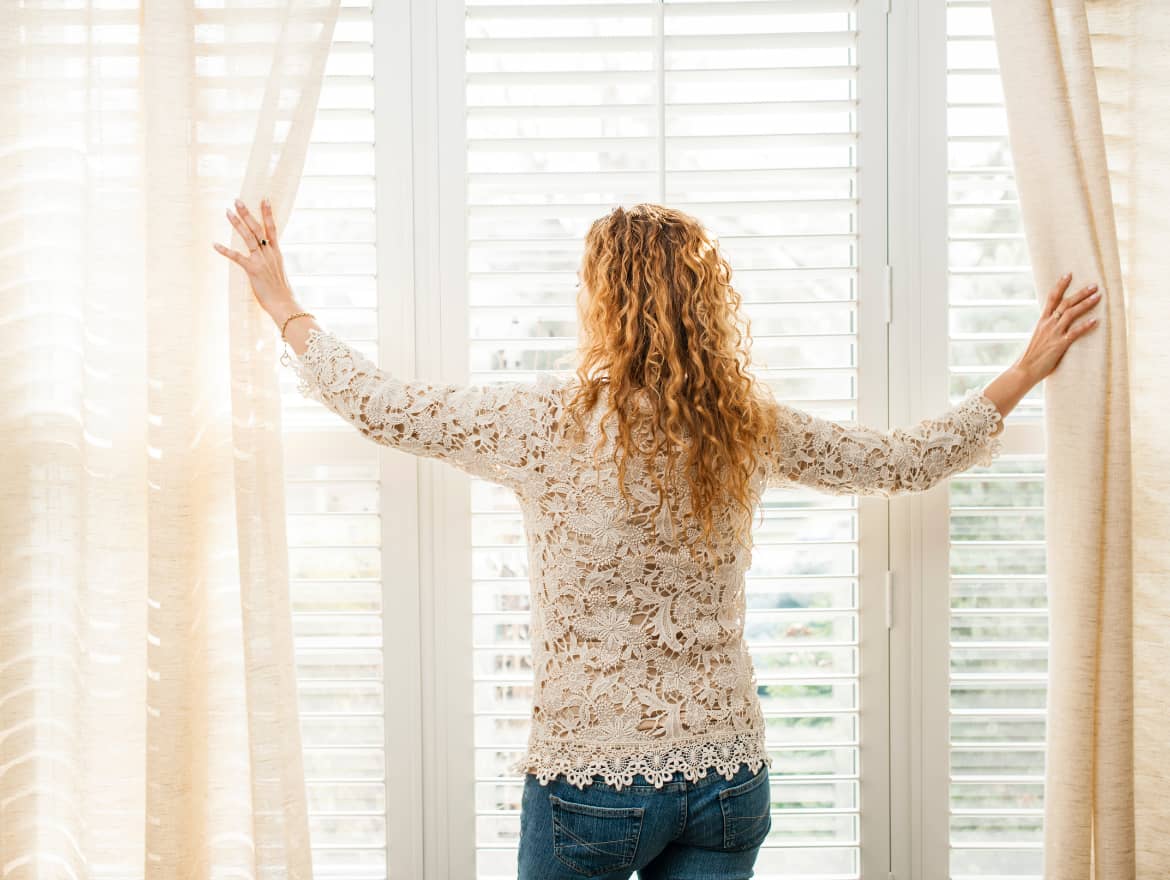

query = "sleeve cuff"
[959,388,1005,467]
[284,326,334,406]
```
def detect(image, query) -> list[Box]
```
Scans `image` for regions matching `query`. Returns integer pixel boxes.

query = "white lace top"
[287,327,1005,790]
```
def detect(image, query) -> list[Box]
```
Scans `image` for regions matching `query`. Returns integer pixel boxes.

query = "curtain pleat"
[989,2,1170,877]
[0,1,341,877]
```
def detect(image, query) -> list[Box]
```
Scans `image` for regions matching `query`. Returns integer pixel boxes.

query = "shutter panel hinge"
[885,570,894,630]
[884,264,894,324]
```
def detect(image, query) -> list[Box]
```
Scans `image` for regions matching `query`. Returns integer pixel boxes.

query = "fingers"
[261,197,279,247]
[234,198,266,243]
[1057,284,1101,328]
[216,196,277,268]
[1043,272,1073,318]
[212,241,248,266]
[1066,314,1101,340]
[227,204,260,250]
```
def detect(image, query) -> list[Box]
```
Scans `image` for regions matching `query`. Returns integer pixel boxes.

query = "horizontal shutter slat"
[472,34,858,54]
[468,65,855,85]
[467,0,858,17]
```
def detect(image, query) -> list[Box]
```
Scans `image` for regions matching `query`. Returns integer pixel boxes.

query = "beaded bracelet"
[280,310,315,341]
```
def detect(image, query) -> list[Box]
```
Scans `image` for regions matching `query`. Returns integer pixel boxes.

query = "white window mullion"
[435,0,479,877]
[854,2,892,879]
[394,0,483,878]
[375,1,426,878]
[885,1,941,878]
[913,0,955,874]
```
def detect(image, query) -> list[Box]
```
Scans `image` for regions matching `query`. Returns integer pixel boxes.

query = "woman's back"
[289,324,1005,792]
[511,375,770,790]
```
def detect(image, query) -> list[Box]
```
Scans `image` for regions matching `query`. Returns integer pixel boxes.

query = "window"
[462,2,888,877]
[282,3,1056,877]
[945,2,1047,877]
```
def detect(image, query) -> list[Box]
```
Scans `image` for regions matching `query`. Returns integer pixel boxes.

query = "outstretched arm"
[763,388,1006,496]
[762,269,1104,496]
[213,197,559,492]
[283,325,559,491]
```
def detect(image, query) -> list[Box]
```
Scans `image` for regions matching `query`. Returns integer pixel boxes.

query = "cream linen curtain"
[0,1,340,877]
[989,2,1170,878]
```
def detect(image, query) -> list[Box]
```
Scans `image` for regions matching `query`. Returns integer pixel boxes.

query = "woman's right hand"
[213,197,297,320]
[1014,272,1102,382]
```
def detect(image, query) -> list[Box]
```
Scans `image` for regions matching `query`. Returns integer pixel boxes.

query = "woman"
[214,199,1100,880]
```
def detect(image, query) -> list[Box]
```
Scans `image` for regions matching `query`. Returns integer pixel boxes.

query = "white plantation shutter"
[464,2,888,878]
[945,2,1047,878]
[281,2,387,877]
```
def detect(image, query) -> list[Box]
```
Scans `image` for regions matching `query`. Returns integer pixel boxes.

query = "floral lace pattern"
[761,387,1005,495]
[287,327,1005,790]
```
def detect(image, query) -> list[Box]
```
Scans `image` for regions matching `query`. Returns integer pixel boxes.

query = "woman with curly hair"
[215,199,1099,880]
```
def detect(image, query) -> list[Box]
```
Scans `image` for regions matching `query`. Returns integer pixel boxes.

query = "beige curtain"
[0,1,340,876]
[989,2,1170,878]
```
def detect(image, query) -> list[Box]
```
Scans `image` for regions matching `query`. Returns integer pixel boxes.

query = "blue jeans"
[517,763,771,880]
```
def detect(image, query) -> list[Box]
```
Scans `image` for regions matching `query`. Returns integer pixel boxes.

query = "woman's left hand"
[1014,272,1102,383]
[213,197,296,317]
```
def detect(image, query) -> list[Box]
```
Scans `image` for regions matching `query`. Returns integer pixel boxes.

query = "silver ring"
[1054,308,1064,320]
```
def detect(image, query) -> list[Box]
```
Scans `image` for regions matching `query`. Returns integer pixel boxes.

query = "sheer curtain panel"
[989,2,1170,878]
[0,1,340,876]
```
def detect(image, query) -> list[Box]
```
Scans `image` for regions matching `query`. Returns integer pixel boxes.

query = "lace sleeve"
[285,326,560,492]
[763,389,1005,496]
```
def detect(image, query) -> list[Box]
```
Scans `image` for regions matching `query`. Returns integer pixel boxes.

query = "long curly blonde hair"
[565,203,780,560]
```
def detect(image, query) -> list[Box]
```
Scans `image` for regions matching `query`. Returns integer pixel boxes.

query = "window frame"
[885,1,950,876]
[371,1,429,877]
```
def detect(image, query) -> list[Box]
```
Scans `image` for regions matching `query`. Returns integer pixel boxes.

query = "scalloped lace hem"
[510,729,772,791]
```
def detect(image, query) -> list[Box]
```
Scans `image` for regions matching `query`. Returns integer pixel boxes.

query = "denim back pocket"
[718,766,772,852]
[549,794,644,877]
